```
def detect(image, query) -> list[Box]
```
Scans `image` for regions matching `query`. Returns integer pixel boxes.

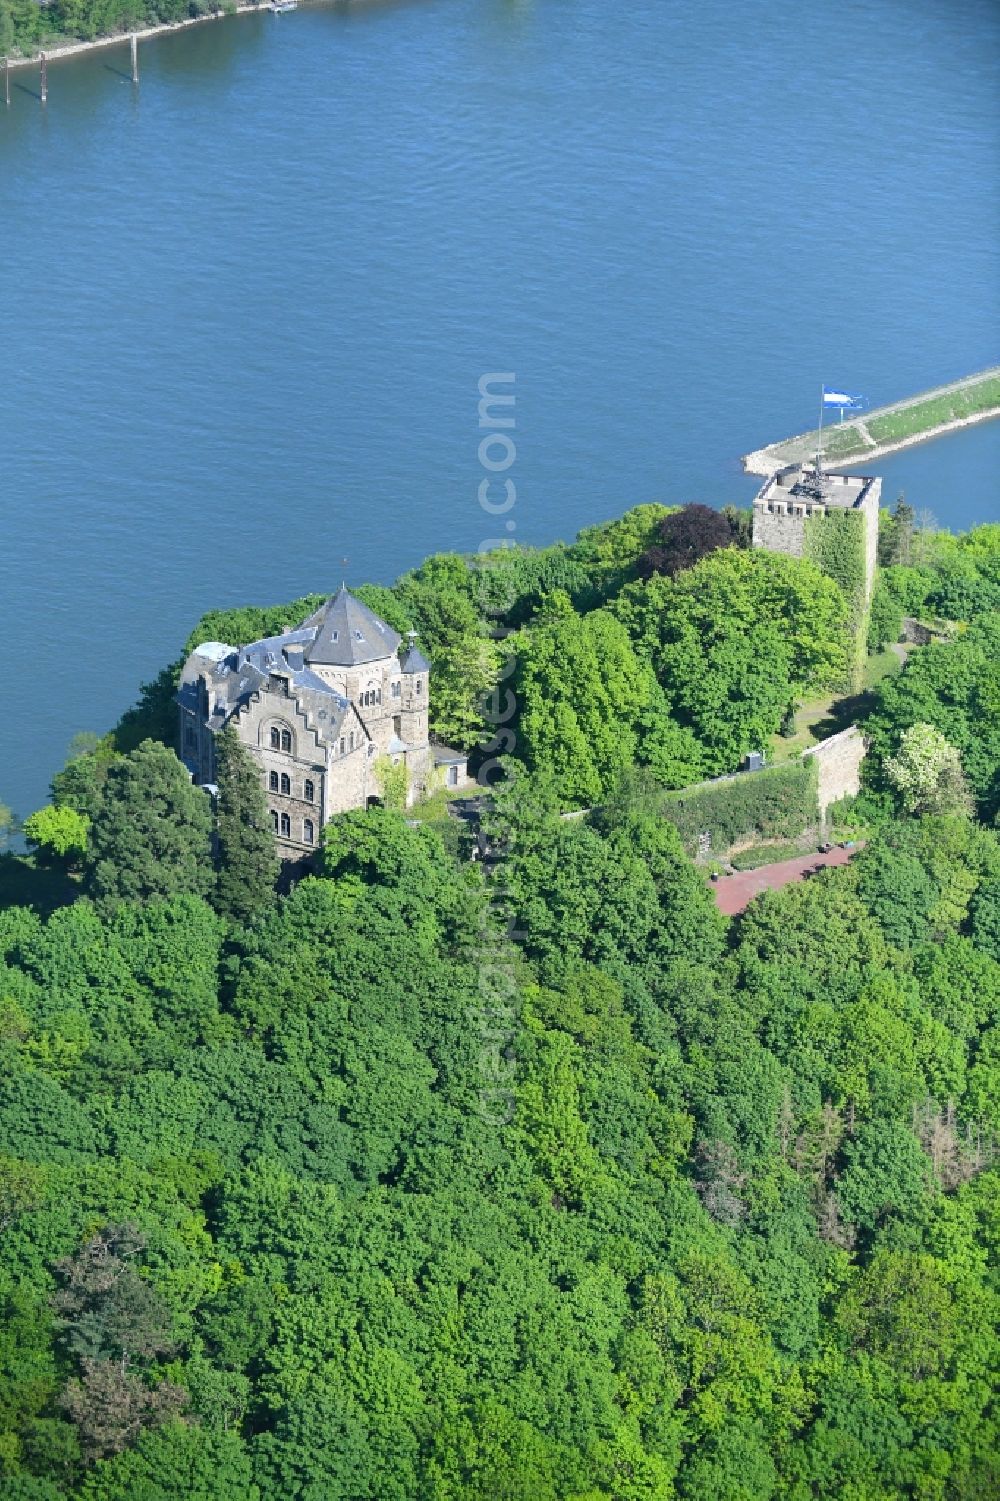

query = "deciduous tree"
[213,726,279,924]
[85,742,213,912]
[637,502,734,579]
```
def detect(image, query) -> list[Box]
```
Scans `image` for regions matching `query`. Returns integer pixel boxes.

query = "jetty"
[743,367,1000,477]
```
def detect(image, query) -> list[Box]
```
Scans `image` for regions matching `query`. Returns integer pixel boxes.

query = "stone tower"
[747,468,882,609]
[752,464,881,685]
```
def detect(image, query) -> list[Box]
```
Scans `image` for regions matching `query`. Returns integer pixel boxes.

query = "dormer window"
[354,630,364,641]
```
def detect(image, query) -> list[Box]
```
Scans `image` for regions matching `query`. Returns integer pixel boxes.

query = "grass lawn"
[867,376,1000,445]
[768,694,839,762]
[729,839,819,871]
[768,648,904,762]
[821,423,870,459]
[862,646,904,690]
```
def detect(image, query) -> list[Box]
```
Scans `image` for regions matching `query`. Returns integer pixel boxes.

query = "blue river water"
[1,0,998,818]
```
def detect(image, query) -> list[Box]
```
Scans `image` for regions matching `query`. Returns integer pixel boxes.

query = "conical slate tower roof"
[301,586,401,667]
[399,639,430,675]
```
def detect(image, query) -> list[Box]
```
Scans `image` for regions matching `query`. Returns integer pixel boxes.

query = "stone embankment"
[743,367,1000,477]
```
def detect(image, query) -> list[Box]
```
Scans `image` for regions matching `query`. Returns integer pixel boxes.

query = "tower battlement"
[752,465,880,607]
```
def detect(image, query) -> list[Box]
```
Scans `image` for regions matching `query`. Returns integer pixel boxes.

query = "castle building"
[177,587,469,855]
[751,464,881,607]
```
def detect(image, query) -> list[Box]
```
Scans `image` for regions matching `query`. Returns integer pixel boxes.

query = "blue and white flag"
[823,387,863,408]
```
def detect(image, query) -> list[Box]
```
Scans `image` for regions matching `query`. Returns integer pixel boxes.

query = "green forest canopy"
[1,503,999,1499]
[1,0,241,58]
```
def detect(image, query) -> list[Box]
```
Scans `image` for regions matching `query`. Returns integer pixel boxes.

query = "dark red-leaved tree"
[637,503,734,579]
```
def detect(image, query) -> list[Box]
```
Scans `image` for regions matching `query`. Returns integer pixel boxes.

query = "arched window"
[270,810,279,832]
[304,779,314,802]
[270,727,281,749]
[280,729,292,753]
[339,736,345,756]
[280,812,291,837]
[349,732,355,750]
[303,818,314,846]
[269,771,279,792]
[280,773,291,796]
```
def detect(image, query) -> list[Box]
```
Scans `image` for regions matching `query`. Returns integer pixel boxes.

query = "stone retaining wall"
[803,724,867,818]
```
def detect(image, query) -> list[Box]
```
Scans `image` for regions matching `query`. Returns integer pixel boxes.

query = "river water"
[1,0,997,818]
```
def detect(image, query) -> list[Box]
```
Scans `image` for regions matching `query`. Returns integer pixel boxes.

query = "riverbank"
[743,366,1000,477]
[5,2,279,73]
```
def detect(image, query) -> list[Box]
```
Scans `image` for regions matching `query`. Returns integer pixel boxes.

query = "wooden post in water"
[40,52,47,105]
[130,33,138,85]
[4,57,9,109]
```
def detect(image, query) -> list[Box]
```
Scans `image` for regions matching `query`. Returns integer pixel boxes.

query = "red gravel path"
[713,846,859,916]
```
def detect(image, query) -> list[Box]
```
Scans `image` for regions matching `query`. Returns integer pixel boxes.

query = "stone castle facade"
[178,587,469,856]
[751,464,881,607]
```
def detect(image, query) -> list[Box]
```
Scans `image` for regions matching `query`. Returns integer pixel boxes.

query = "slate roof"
[399,641,430,674]
[178,587,408,752]
[301,586,401,667]
[432,742,467,765]
[179,629,356,749]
